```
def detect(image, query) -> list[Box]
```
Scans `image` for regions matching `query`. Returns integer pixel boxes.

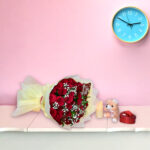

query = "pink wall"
[0,0,150,105]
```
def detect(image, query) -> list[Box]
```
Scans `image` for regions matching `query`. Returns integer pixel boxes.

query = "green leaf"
[61,120,65,127]
[55,90,59,96]
[71,111,76,117]
[82,95,87,100]
[82,100,88,106]
[73,96,78,103]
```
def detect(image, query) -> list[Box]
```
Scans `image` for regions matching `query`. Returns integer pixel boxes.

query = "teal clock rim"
[112,6,149,43]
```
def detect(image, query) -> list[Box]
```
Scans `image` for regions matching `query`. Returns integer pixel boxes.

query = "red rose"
[77,82,83,92]
[68,92,74,103]
[80,105,84,110]
[57,109,64,119]
[62,89,67,95]
[77,85,82,92]
[66,111,72,117]
[57,88,67,96]
[57,82,63,88]
[54,115,62,125]
[77,82,82,86]
[56,96,64,106]
[77,97,82,105]
[64,95,74,105]
[65,118,71,125]
[63,78,76,87]
[51,86,57,94]
[54,109,64,125]
[67,104,72,110]
[49,94,56,104]
[69,92,74,98]
[68,78,76,84]
[59,79,68,84]
[50,108,57,117]
[76,119,80,123]
[86,103,88,107]
[57,88,63,96]
[79,113,84,118]
[77,93,82,99]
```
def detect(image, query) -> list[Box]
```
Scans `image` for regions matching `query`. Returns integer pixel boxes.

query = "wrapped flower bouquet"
[13,75,98,128]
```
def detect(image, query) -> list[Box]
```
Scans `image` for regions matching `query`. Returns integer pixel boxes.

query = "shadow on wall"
[114,30,150,48]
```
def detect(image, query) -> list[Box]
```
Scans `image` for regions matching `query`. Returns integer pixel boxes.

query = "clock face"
[112,7,149,43]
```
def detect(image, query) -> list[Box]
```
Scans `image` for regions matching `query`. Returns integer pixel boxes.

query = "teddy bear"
[104,99,119,123]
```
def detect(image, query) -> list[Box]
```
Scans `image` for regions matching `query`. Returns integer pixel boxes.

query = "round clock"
[112,7,149,43]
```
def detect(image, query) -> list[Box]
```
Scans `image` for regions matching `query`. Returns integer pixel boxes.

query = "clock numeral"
[128,11,132,15]
[128,35,132,39]
[139,29,143,32]
[140,23,144,27]
[117,28,122,33]
[116,23,120,27]
[134,33,138,37]
[135,12,138,16]
[122,12,126,17]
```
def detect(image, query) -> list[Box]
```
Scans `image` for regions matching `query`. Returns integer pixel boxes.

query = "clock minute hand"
[117,17,130,25]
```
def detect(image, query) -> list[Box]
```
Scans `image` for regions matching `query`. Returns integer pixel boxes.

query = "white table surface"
[1,132,150,150]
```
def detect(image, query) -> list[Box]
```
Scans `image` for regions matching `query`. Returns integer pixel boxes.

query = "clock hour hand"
[117,17,130,25]
[131,22,141,25]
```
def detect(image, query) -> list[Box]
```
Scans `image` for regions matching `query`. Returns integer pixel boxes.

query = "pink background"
[0,0,150,105]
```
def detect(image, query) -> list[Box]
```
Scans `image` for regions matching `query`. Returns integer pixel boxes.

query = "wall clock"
[112,7,149,43]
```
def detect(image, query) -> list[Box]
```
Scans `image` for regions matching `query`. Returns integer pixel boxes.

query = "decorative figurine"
[104,99,119,123]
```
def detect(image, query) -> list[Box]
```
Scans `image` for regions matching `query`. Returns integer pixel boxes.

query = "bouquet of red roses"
[49,78,91,126]
[13,75,98,128]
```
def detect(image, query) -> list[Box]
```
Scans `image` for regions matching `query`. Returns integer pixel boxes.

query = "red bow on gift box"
[120,111,136,124]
